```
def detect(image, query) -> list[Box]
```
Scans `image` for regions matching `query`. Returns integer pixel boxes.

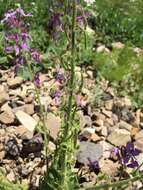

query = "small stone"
[112,42,124,49]
[40,96,52,107]
[93,126,102,133]
[6,171,15,182]
[135,130,143,140]
[46,113,61,140]
[131,127,140,138]
[93,119,104,127]
[0,151,5,160]
[82,88,90,96]
[91,133,101,142]
[107,129,131,146]
[80,115,92,128]
[121,97,132,107]
[105,100,113,110]
[117,121,133,132]
[80,127,96,139]
[102,109,112,118]
[97,45,110,53]
[0,104,15,124]
[13,104,34,115]
[15,125,33,139]
[100,159,119,176]
[7,77,23,88]
[86,70,93,79]
[112,114,119,124]
[24,96,33,103]
[15,110,37,132]
[6,138,21,156]
[77,141,103,165]
[99,141,113,158]
[136,153,143,171]
[105,118,114,126]
[134,139,143,152]
[48,141,56,152]
[0,86,9,105]
[91,112,106,121]
[101,126,108,137]
[135,109,141,127]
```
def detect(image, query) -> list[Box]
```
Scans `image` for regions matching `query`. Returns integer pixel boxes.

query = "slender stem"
[59,0,77,188]
[80,174,143,190]
[26,60,49,171]
[64,0,77,136]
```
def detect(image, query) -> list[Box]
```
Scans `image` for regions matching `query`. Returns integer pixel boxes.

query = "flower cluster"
[2,8,41,87]
[112,142,141,168]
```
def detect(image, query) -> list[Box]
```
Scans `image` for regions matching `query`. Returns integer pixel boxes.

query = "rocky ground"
[0,46,143,189]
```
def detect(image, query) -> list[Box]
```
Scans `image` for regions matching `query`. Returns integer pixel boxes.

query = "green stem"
[64,0,77,136]
[59,0,77,188]
[26,60,49,170]
[80,174,143,190]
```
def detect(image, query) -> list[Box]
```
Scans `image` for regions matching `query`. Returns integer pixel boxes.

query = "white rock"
[97,45,110,53]
[15,110,37,132]
[112,42,124,49]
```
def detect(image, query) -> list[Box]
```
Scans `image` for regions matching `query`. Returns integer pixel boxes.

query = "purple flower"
[5,46,14,53]
[48,13,63,30]
[2,7,41,78]
[76,12,91,27]
[1,8,32,28]
[14,45,20,55]
[1,10,16,23]
[21,42,28,51]
[113,142,141,168]
[87,158,100,173]
[48,13,64,38]
[16,8,32,17]
[31,49,41,62]
[54,97,61,106]
[55,71,64,83]
[5,33,19,43]
[52,90,62,98]
[34,73,40,87]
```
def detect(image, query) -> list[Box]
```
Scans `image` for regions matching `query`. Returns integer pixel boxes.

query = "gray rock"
[77,141,103,165]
